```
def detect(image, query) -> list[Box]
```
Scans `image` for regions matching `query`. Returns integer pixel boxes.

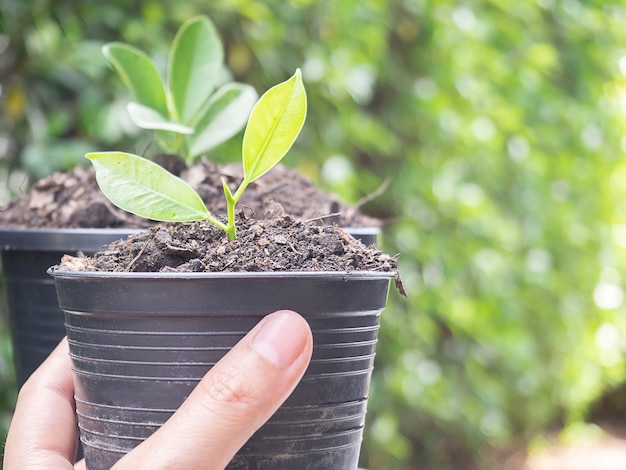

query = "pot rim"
[0,227,143,251]
[47,269,397,281]
[0,227,143,235]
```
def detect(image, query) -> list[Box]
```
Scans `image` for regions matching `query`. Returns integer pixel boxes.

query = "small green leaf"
[87,152,211,222]
[127,103,194,134]
[103,43,168,116]
[242,69,307,183]
[189,83,258,158]
[169,16,223,125]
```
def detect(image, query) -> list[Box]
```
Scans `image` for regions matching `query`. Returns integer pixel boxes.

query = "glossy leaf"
[169,16,223,125]
[189,83,258,158]
[87,152,211,222]
[102,43,168,116]
[242,69,307,183]
[127,102,194,134]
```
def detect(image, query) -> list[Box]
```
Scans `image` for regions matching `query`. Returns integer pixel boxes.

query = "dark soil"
[0,165,151,228]
[0,159,380,229]
[56,210,397,274]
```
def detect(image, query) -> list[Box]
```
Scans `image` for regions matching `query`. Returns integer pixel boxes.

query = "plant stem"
[226,196,237,240]
[222,178,250,241]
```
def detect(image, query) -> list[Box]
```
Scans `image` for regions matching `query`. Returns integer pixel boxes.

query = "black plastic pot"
[0,228,139,386]
[49,270,394,470]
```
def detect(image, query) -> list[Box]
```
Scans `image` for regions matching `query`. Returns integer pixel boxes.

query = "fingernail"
[251,311,310,369]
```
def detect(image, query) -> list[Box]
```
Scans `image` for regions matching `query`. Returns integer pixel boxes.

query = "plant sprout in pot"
[50,69,403,470]
[104,15,381,243]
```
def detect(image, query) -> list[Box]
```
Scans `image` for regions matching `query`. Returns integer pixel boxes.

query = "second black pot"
[0,228,139,387]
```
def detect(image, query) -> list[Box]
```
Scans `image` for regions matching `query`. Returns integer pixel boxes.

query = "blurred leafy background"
[2,0,626,468]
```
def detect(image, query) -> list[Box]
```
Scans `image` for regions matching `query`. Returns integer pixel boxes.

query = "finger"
[3,338,78,470]
[114,310,313,470]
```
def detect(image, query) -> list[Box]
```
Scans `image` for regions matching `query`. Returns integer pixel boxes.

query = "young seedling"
[88,69,307,241]
[103,15,258,163]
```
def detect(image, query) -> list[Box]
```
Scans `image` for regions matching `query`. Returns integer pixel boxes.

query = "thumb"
[113,310,313,470]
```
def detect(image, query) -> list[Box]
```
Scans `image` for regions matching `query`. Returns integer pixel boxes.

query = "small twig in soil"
[124,243,148,272]
[304,212,342,223]
[288,241,302,255]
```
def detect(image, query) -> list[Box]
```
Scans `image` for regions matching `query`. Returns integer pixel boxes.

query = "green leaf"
[242,69,307,183]
[102,43,168,116]
[127,102,194,134]
[169,16,223,125]
[87,152,211,222]
[189,83,258,158]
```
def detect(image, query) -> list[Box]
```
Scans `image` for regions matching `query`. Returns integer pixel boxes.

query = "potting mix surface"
[57,211,399,275]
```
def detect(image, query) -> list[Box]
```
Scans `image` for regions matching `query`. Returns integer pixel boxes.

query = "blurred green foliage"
[2,0,626,468]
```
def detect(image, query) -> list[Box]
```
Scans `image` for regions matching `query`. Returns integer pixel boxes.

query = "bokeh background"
[2,1,626,468]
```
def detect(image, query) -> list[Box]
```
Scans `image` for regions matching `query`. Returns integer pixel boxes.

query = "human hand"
[3,310,313,470]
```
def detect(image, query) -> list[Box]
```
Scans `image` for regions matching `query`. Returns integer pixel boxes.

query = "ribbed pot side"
[50,270,394,470]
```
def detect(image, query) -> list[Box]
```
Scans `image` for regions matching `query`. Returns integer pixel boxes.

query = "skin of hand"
[3,310,313,470]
